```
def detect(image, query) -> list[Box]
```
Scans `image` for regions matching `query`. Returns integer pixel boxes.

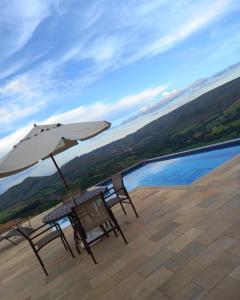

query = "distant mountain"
[0,76,240,222]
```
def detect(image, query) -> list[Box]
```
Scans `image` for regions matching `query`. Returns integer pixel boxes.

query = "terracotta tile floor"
[0,155,239,300]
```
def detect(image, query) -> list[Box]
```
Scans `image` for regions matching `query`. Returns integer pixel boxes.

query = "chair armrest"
[103,186,114,195]
[18,217,32,226]
[16,223,49,237]
[24,223,46,233]
[104,188,123,199]
[104,191,116,199]
[30,224,57,240]
[105,186,114,192]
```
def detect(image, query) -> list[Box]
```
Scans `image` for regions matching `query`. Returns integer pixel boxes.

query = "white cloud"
[0,0,235,113]
[139,106,148,113]
[0,1,238,158]
[43,85,168,125]
[0,0,58,60]
[162,89,181,99]
[132,89,184,121]
[121,62,240,125]
[114,86,168,109]
[0,125,32,158]
[0,104,41,127]
[137,89,184,115]
[208,33,240,61]
[0,85,167,157]
[0,76,33,96]
[0,75,46,126]
[111,0,233,64]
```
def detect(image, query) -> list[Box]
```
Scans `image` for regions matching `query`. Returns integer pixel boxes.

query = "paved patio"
[0,154,240,300]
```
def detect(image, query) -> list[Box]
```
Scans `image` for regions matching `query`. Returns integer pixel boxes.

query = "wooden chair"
[16,222,74,275]
[0,218,33,246]
[62,188,87,249]
[71,192,127,264]
[105,173,139,218]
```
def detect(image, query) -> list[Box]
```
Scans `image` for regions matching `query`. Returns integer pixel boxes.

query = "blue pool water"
[122,145,240,191]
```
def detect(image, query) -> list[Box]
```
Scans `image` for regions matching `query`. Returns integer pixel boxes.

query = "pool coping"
[95,138,240,187]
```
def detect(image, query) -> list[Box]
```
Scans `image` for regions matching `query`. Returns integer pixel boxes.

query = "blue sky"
[0,0,240,193]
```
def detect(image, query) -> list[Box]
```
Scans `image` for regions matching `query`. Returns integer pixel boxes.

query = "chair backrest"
[0,219,21,234]
[72,194,110,232]
[0,218,33,239]
[111,173,128,197]
[14,225,34,240]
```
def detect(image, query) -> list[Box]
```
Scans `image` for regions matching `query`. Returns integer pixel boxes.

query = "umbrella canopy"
[0,121,111,188]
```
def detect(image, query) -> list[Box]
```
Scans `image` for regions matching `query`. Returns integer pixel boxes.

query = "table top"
[42,187,106,224]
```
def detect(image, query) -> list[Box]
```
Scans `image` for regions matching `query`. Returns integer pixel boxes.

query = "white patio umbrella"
[0,121,111,190]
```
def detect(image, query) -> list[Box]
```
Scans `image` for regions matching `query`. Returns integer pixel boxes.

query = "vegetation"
[0,77,240,223]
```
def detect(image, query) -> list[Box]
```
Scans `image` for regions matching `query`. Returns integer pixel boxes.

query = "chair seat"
[107,195,128,207]
[36,230,62,251]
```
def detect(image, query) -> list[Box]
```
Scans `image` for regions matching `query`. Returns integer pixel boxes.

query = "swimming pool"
[122,145,240,191]
[58,143,240,229]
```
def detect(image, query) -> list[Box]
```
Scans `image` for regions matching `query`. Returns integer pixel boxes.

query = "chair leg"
[73,225,90,256]
[115,222,128,245]
[5,237,17,245]
[87,245,97,264]
[71,215,97,264]
[81,237,97,264]
[60,235,68,250]
[100,225,109,238]
[104,222,109,228]
[61,234,75,258]
[57,223,75,257]
[34,250,48,276]
[120,202,127,215]
[128,196,139,218]
[109,210,128,245]
[75,238,81,254]
[73,230,81,254]
[109,220,118,237]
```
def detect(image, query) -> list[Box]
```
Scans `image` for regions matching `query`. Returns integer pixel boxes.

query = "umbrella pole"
[50,154,70,190]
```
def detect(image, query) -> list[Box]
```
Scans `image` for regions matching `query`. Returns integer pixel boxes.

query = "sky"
[0,0,240,193]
